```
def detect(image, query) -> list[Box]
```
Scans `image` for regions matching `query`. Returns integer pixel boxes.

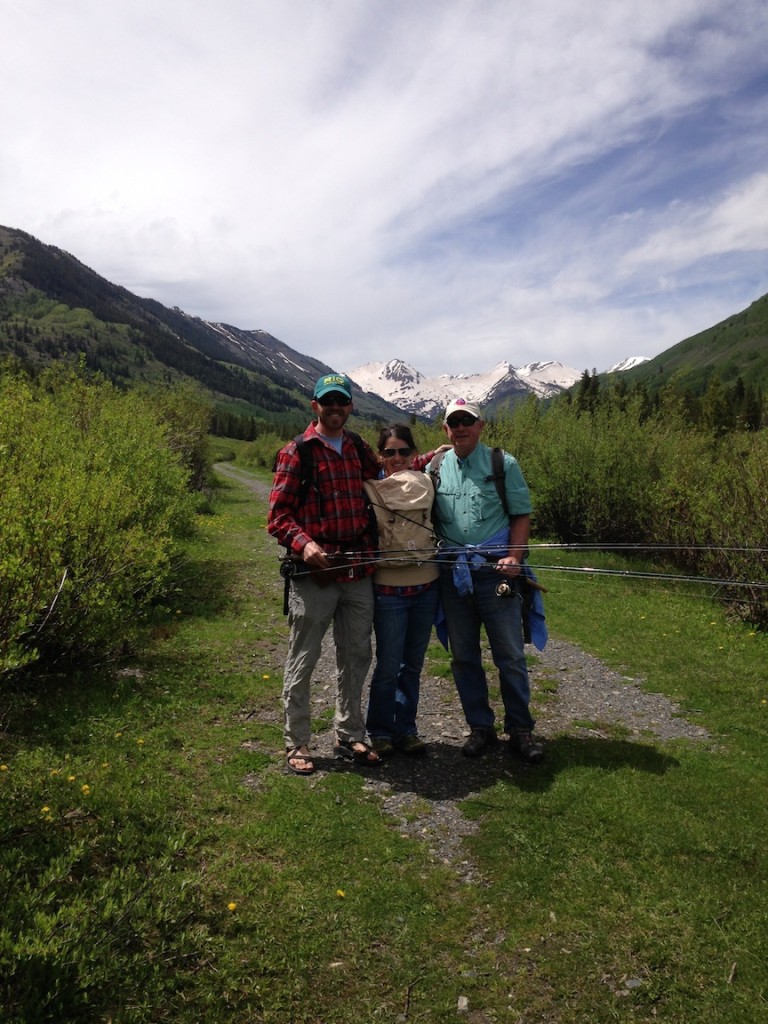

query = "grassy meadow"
[1,458,766,1023]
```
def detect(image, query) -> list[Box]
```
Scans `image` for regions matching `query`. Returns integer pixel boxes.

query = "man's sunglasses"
[317,394,352,407]
[446,414,478,428]
[381,447,414,458]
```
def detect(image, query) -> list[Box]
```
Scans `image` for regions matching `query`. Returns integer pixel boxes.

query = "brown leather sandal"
[332,739,382,766]
[286,747,315,775]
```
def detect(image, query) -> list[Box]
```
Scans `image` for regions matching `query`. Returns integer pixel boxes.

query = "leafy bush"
[0,367,198,672]
[240,430,291,470]
[484,397,768,628]
[653,430,768,623]
[493,396,663,544]
[137,381,213,492]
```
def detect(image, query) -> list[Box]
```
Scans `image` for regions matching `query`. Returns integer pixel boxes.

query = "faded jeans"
[366,582,440,741]
[282,574,373,749]
[438,564,534,733]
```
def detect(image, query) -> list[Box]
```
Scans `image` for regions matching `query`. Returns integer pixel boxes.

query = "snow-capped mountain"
[606,356,650,373]
[347,359,582,420]
[514,360,584,397]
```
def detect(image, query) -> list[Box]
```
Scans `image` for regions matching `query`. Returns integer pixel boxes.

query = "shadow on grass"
[169,555,247,619]
[1,555,244,749]
[329,734,682,801]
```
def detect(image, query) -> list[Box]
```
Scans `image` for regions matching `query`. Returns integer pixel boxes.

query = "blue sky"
[2,0,767,376]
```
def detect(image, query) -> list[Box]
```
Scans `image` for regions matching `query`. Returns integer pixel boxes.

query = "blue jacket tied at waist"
[438,526,548,651]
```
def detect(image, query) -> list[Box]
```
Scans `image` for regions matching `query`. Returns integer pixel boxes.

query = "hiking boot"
[462,728,498,758]
[395,734,427,756]
[509,728,544,763]
[370,736,395,758]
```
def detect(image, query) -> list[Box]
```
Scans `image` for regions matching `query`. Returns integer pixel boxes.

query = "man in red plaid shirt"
[268,373,383,776]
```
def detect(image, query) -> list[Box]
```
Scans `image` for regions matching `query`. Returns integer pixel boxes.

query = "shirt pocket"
[471,478,503,522]
[434,488,460,525]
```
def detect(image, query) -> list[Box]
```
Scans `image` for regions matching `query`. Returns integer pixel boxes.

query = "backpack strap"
[347,430,368,471]
[294,434,313,506]
[487,447,509,517]
[293,429,368,506]
[427,448,446,491]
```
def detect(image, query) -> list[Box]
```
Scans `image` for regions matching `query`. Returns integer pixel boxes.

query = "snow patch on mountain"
[605,356,650,373]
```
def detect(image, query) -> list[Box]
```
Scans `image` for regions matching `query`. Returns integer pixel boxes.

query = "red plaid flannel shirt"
[267,424,381,571]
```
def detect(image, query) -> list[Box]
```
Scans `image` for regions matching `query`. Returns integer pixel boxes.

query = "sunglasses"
[446,414,478,428]
[317,394,352,407]
[381,447,414,458]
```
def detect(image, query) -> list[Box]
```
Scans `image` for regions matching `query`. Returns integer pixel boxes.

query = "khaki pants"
[282,575,373,749]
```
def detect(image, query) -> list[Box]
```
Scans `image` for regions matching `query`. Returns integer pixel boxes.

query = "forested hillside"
[0,225,401,436]
[618,290,768,399]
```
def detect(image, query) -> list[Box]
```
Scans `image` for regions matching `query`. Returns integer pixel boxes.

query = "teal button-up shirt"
[429,443,532,547]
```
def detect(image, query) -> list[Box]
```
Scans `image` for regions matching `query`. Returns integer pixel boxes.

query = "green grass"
[1,470,767,1022]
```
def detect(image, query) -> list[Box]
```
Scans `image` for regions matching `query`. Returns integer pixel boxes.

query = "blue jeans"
[438,564,534,733]
[366,582,440,741]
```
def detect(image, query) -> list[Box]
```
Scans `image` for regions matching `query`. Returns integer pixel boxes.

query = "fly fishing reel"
[279,557,310,579]
[495,579,518,598]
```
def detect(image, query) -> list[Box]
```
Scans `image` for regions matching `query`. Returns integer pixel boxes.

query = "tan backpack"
[363,471,437,568]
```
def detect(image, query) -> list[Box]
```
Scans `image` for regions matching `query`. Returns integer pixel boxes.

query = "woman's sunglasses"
[446,414,478,428]
[381,447,414,458]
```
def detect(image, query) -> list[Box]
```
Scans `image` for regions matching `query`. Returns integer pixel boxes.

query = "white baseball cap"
[444,398,482,422]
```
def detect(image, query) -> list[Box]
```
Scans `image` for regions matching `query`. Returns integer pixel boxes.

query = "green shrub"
[137,381,213,492]
[0,368,198,672]
[240,430,289,470]
[653,429,768,625]
[484,398,767,627]
[491,398,662,544]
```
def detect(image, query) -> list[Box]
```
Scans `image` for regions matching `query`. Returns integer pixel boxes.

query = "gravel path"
[221,463,709,880]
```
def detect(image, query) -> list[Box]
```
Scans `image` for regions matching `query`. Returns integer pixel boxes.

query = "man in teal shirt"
[430,398,544,762]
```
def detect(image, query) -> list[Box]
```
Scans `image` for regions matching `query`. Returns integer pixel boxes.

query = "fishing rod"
[278,550,768,592]
[524,563,768,590]
[281,539,768,559]
[530,542,768,554]
[359,496,767,584]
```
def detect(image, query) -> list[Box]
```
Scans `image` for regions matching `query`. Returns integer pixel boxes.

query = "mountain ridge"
[0,225,401,425]
[346,358,585,419]
[2,224,766,427]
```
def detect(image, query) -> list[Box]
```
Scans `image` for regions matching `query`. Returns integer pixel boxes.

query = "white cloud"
[624,173,768,269]
[2,0,768,375]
